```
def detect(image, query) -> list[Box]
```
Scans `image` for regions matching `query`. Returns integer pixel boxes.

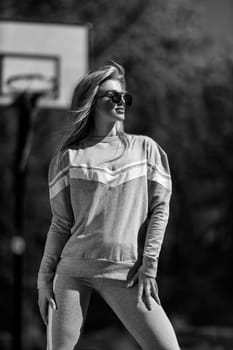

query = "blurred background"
[0,0,233,349]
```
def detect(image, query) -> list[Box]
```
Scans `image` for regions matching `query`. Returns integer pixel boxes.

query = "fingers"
[137,274,160,311]
[38,289,57,326]
[137,281,144,307]
[49,297,57,310]
[126,271,138,288]
[39,299,49,326]
[47,289,57,309]
[144,283,152,310]
[39,298,56,326]
[151,283,161,305]
[127,272,160,311]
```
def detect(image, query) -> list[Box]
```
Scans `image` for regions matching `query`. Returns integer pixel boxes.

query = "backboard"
[0,19,91,109]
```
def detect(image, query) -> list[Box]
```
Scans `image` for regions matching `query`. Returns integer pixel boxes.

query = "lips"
[115,108,125,113]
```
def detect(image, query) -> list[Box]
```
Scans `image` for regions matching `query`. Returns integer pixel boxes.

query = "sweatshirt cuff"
[37,273,54,289]
[138,256,158,278]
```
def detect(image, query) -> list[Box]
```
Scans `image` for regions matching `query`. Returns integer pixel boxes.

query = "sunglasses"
[96,90,133,106]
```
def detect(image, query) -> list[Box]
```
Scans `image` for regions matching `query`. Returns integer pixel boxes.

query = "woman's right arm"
[37,151,73,324]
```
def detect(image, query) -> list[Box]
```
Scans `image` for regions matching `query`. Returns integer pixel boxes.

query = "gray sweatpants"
[47,274,180,350]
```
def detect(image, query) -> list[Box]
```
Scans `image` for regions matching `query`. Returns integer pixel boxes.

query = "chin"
[114,113,125,120]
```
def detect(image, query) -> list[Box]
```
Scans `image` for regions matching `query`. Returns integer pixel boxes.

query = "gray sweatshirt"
[37,133,172,289]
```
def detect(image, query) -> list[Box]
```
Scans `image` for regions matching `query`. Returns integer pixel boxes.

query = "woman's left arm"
[127,141,172,310]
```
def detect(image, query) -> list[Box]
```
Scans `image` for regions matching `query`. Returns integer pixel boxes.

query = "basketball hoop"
[0,20,90,350]
[6,73,56,97]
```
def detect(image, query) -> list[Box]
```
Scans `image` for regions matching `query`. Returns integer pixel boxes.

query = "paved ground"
[1,324,233,349]
[76,325,233,350]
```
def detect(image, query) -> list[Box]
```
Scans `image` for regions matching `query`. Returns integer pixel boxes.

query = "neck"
[91,123,120,137]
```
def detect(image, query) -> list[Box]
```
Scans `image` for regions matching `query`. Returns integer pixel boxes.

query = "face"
[94,79,126,123]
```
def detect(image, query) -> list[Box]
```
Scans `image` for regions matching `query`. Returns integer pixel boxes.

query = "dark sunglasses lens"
[111,93,122,104]
[110,92,132,106]
[124,93,132,106]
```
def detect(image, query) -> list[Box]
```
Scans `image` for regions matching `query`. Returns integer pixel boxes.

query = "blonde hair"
[58,61,129,152]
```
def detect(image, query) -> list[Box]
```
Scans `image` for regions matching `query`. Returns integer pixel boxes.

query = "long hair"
[58,61,129,153]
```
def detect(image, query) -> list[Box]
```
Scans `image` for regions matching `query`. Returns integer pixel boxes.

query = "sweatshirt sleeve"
[37,151,73,289]
[138,139,172,278]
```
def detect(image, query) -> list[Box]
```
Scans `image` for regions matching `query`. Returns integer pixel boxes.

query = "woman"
[37,62,181,350]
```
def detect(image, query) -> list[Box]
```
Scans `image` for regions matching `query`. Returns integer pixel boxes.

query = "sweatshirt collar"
[81,134,120,143]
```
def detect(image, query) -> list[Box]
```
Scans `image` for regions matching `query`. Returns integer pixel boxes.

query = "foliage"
[0,0,233,348]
